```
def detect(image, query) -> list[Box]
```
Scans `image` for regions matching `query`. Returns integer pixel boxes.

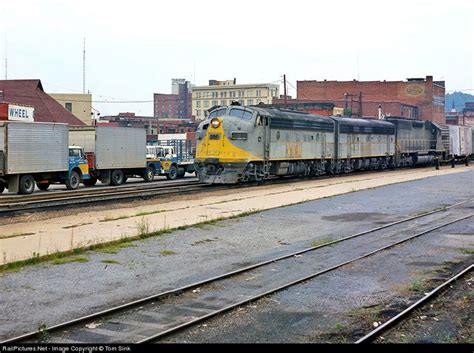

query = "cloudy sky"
[1,0,473,117]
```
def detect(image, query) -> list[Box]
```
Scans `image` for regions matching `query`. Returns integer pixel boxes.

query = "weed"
[37,324,48,342]
[311,237,334,248]
[159,250,177,256]
[101,259,121,265]
[192,238,217,246]
[52,256,89,265]
[136,218,151,238]
[62,222,93,229]
[409,277,428,292]
[0,232,36,239]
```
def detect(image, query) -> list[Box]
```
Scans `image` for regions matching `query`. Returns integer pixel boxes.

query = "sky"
[1,0,473,118]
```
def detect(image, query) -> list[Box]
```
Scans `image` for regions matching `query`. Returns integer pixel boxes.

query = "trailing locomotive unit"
[385,118,445,167]
[195,105,398,184]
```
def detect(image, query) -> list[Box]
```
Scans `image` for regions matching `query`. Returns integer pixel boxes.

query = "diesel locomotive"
[194,104,470,184]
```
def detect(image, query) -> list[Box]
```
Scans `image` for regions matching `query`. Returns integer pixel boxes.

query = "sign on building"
[0,103,35,122]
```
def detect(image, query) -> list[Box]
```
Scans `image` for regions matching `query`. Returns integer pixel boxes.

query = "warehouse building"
[297,76,445,123]
[0,79,85,125]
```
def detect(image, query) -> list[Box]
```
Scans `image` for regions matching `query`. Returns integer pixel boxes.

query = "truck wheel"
[37,182,50,191]
[0,185,4,193]
[166,165,178,180]
[122,176,128,184]
[19,175,35,195]
[177,170,185,178]
[143,166,155,182]
[83,176,98,187]
[111,169,124,186]
[66,171,81,190]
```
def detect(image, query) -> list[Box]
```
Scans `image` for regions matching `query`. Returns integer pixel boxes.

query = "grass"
[159,250,177,256]
[0,209,262,274]
[99,210,165,223]
[460,248,474,255]
[62,222,93,229]
[51,255,89,265]
[409,277,429,293]
[192,238,217,246]
[311,237,334,248]
[0,232,36,240]
[93,242,136,254]
[101,259,121,265]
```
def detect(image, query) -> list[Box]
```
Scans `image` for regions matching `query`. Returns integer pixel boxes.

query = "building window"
[247,99,253,105]
[196,101,201,108]
[256,90,261,97]
[221,100,227,106]
[204,101,209,108]
[65,102,73,112]
[196,109,201,116]
[212,100,218,106]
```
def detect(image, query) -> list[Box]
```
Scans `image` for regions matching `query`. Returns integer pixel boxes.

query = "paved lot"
[0,169,473,342]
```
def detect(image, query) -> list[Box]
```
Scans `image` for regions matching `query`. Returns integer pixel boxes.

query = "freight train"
[194,104,473,184]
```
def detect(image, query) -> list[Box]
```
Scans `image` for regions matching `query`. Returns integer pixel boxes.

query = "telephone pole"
[283,74,287,107]
[83,37,86,94]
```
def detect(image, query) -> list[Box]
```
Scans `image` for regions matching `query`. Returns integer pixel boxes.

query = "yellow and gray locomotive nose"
[196,117,259,163]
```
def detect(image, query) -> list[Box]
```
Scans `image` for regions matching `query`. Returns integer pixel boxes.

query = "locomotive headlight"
[210,118,220,129]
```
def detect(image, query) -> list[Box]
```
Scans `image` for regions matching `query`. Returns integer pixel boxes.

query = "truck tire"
[66,171,81,190]
[143,166,155,182]
[166,165,178,180]
[83,176,98,187]
[37,182,50,191]
[0,185,4,193]
[177,170,185,178]
[111,169,124,186]
[19,175,35,195]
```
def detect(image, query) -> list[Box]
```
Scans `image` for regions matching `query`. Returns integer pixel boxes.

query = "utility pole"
[283,74,287,107]
[359,91,363,118]
[4,37,7,80]
[83,37,86,94]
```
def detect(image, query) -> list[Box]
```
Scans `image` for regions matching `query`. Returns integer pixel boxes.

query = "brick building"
[100,112,198,143]
[297,76,445,123]
[154,80,192,119]
[262,99,335,116]
[446,102,474,127]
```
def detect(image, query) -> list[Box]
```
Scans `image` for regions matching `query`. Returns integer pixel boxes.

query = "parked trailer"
[69,126,159,186]
[0,122,89,194]
[439,124,473,158]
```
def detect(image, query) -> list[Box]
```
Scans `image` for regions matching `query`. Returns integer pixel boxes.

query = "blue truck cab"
[146,141,195,180]
[64,146,90,189]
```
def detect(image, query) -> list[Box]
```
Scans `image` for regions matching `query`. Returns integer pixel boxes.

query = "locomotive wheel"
[19,175,35,195]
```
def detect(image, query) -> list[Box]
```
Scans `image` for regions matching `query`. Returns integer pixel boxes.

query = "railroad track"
[0,165,463,215]
[355,264,473,344]
[1,199,471,344]
[0,180,213,214]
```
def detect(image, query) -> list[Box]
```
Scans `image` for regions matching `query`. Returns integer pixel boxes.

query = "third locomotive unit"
[194,104,471,184]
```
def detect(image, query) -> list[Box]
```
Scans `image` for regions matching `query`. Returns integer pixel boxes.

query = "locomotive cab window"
[229,108,253,120]
[208,108,227,119]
